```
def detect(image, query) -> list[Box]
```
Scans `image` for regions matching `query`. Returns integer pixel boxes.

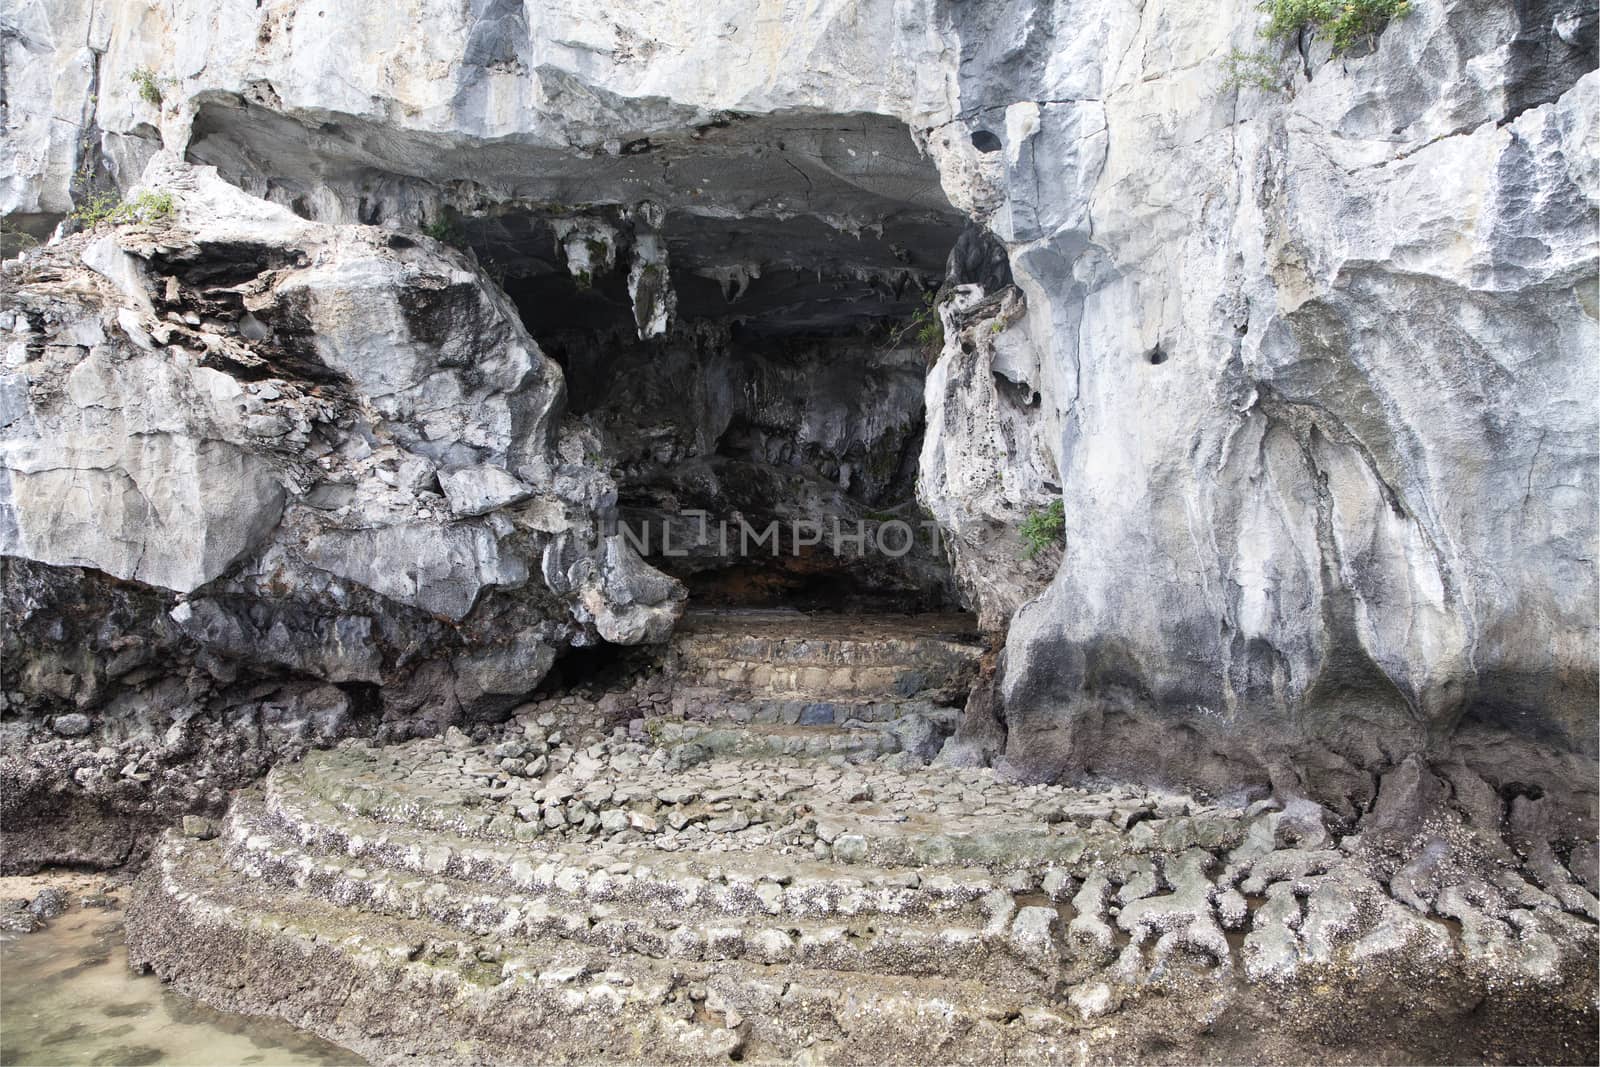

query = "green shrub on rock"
[129,67,171,106]
[421,217,464,247]
[1222,48,1286,92]
[884,290,944,355]
[1019,498,1065,560]
[69,189,177,228]
[1262,0,1411,54]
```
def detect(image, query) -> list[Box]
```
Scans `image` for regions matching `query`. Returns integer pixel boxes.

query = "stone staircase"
[665,609,982,720]
[126,694,1600,1065]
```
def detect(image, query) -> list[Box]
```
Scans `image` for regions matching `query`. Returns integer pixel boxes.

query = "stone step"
[666,611,983,706]
[255,778,1024,926]
[222,797,1068,990]
[667,689,958,728]
[129,835,1066,1066]
[669,611,983,668]
[658,710,963,770]
[133,729,1600,1066]
[273,742,1600,976]
[281,743,1163,871]
[654,719,909,760]
[670,661,963,698]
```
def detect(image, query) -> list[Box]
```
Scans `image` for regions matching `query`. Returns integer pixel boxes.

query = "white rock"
[1067,982,1120,1020]
[440,465,534,518]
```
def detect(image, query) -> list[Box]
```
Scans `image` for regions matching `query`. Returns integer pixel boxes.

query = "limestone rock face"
[2,0,1596,849]
[1,156,685,814]
[929,0,1598,824]
[918,286,1058,629]
[1,348,288,592]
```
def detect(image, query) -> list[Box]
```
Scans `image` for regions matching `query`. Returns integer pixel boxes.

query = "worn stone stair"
[135,831,1057,1065]
[218,799,1054,990]
[664,611,984,733]
[128,707,1600,1065]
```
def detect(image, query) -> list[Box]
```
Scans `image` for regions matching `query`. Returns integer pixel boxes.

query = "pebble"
[29,887,68,920]
[181,815,219,840]
[1068,982,1120,1019]
[51,713,92,738]
[832,834,868,864]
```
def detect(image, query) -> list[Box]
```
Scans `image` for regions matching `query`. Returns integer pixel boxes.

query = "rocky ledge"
[127,684,1599,1065]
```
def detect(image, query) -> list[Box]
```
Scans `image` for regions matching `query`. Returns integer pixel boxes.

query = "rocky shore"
[127,702,1598,1064]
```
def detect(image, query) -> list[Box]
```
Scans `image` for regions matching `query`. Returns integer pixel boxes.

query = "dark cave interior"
[492,213,962,614]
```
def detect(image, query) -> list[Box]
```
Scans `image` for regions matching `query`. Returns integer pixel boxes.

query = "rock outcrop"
[3,0,1596,899]
[2,156,684,870]
[929,0,1600,839]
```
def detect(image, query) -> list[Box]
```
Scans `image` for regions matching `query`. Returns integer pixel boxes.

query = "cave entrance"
[185,103,978,613]
[495,216,961,614]
[461,121,968,614]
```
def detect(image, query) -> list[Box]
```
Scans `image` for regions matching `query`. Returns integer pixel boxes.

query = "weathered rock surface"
[2,0,1596,1003]
[1,157,684,870]
[923,0,1599,828]
[126,709,1599,1064]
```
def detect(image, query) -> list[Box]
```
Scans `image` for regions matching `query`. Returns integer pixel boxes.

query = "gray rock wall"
[925,0,1597,827]
[2,0,1595,849]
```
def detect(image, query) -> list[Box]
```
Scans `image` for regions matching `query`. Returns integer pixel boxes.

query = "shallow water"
[0,882,363,1067]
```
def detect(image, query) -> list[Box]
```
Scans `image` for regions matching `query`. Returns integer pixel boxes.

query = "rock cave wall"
[1,0,1596,867]
[926,0,1599,843]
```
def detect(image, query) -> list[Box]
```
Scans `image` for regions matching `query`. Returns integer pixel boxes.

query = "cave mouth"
[185,100,974,612]
[447,135,969,614]
[494,214,964,615]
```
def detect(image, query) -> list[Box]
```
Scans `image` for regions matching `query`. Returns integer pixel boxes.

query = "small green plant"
[68,192,123,227]
[1260,0,1410,54]
[125,190,176,222]
[1018,498,1065,560]
[69,189,177,228]
[420,216,464,246]
[877,290,949,354]
[1222,48,1285,92]
[890,290,943,352]
[129,67,170,107]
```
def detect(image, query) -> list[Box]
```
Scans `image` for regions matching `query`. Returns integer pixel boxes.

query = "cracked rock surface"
[2,0,1597,1059]
[128,683,1598,1064]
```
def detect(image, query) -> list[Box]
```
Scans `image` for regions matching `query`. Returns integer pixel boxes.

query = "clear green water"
[0,900,364,1067]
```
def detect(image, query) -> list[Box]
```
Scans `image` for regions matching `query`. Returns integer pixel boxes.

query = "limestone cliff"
[1,0,1595,869]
